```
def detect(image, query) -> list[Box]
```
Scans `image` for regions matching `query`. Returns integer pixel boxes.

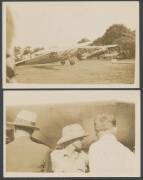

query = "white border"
[3,90,141,177]
[2,1,140,89]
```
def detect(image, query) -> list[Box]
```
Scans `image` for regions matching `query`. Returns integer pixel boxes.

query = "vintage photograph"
[3,1,139,88]
[4,90,140,177]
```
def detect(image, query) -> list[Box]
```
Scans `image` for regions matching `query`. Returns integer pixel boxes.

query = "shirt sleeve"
[51,150,64,172]
[43,150,52,172]
[50,151,57,172]
[89,144,97,172]
[81,151,89,172]
[89,143,105,174]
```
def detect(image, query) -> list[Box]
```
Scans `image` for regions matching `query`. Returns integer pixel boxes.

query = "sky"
[4,1,139,49]
[4,90,139,106]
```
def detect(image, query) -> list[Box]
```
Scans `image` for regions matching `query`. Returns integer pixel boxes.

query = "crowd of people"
[6,110,136,176]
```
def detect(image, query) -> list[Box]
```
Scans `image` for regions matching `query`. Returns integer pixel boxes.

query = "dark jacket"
[6,136,51,172]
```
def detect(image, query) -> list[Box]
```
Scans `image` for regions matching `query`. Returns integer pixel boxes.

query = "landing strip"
[15,59,135,84]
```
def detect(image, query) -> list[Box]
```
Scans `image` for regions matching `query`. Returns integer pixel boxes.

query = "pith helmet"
[57,123,88,145]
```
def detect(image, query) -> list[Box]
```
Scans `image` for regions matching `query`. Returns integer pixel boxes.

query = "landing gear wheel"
[61,60,65,65]
[69,60,75,65]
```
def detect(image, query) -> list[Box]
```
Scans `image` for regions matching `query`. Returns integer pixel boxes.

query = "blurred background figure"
[51,123,89,173]
[6,6,16,83]
[88,113,135,176]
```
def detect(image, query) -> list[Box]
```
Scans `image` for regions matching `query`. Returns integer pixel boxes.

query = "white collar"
[99,133,117,141]
[63,148,80,159]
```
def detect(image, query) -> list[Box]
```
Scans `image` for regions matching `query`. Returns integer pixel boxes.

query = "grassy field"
[15,59,135,84]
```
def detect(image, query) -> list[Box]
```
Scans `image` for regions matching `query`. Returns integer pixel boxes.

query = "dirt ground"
[15,59,135,84]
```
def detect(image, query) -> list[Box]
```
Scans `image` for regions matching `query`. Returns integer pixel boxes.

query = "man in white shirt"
[88,113,136,177]
[51,123,89,173]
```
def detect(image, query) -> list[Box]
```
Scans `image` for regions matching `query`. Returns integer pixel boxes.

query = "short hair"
[94,113,116,131]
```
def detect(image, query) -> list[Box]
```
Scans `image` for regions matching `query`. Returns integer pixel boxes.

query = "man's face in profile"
[72,138,83,151]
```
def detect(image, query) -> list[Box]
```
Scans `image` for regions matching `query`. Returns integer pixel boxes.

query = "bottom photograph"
[3,90,140,177]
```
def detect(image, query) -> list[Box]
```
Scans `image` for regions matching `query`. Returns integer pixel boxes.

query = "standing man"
[51,123,89,173]
[88,113,136,177]
[6,110,51,172]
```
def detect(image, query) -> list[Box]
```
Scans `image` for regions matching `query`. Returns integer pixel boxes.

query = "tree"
[14,46,22,62]
[91,24,135,58]
[23,46,32,58]
[77,38,90,44]
[33,47,45,53]
[14,46,21,56]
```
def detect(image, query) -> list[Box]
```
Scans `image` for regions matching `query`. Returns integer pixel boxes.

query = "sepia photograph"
[3,1,139,88]
[3,90,140,177]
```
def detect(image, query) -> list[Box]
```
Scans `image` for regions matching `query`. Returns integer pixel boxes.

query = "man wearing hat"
[51,123,89,173]
[88,113,136,176]
[6,110,51,172]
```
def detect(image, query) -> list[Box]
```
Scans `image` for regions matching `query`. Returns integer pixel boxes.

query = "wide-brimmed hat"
[7,110,39,130]
[57,123,88,145]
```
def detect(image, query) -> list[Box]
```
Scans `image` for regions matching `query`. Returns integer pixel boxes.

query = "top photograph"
[3,1,139,89]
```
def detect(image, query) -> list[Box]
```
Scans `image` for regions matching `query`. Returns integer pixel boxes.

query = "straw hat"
[7,110,39,130]
[57,123,88,145]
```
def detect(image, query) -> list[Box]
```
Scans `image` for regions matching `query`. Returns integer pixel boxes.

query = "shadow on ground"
[31,64,61,71]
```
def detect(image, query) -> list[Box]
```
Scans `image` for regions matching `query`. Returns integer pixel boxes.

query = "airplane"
[6,101,135,151]
[15,43,119,66]
[15,42,89,66]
